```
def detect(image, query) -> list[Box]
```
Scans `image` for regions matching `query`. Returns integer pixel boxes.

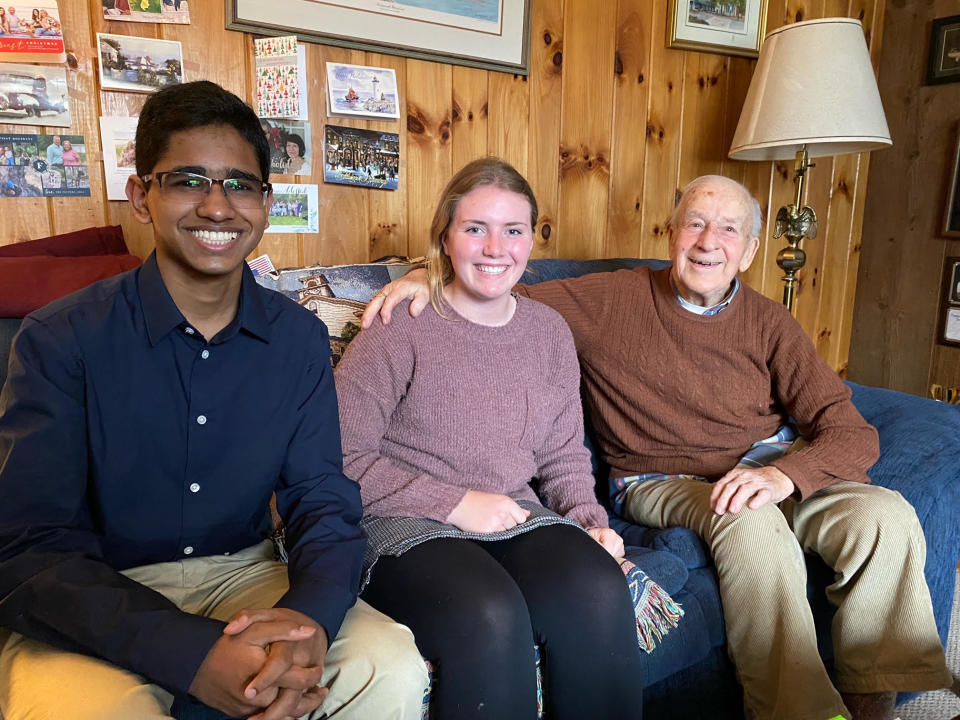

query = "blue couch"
[518,258,960,718]
[2,255,957,720]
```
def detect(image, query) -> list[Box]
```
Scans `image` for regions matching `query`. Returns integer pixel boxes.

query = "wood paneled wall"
[0,0,886,372]
[848,0,960,398]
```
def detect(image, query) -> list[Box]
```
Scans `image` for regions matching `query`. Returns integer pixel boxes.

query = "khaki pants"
[0,541,428,720]
[623,479,951,720]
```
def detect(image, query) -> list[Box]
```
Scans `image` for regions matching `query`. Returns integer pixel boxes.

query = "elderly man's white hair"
[668,175,763,240]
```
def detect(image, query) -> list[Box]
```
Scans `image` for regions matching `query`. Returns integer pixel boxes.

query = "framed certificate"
[938,257,960,346]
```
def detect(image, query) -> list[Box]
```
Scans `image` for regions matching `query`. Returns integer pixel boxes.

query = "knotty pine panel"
[0,0,886,373]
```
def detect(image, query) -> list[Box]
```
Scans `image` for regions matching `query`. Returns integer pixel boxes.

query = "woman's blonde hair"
[427,157,538,316]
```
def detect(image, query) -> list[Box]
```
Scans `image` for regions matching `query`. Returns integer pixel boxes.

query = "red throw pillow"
[0,254,141,317]
[0,226,128,258]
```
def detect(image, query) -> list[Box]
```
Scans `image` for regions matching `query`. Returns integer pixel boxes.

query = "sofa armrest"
[847,380,960,645]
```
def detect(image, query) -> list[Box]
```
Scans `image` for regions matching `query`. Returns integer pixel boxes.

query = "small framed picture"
[927,14,960,85]
[938,257,960,346]
[667,0,769,58]
[944,131,960,237]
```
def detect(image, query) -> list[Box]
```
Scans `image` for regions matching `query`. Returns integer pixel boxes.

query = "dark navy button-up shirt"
[0,254,365,697]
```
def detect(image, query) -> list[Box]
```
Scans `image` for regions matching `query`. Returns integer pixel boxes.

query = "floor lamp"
[728,17,892,311]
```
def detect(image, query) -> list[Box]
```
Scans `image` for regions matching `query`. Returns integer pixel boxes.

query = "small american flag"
[248,254,276,278]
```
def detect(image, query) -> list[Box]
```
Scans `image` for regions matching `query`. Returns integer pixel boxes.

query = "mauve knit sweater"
[334,295,609,530]
[518,266,880,500]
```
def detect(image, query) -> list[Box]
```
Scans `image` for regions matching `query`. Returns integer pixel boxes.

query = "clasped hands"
[446,490,624,558]
[189,607,329,720]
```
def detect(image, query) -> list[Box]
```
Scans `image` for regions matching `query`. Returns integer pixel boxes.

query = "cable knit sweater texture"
[334,294,609,530]
[518,266,879,500]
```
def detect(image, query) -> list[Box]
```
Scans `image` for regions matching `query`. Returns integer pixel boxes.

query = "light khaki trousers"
[623,478,951,720]
[0,541,429,720]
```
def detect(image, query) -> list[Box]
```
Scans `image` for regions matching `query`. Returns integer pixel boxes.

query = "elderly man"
[363,174,950,720]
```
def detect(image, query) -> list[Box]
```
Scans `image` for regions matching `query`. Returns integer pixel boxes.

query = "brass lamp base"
[773,146,818,312]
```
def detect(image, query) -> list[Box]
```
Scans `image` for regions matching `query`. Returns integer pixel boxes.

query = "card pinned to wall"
[0,2,65,64]
[99,116,139,201]
[265,183,319,234]
[254,35,306,120]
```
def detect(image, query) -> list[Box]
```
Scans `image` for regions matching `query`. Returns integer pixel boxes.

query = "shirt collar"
[139,252,272,346]
[672,275,740,316]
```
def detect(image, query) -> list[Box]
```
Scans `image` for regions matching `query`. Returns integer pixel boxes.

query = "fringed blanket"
[361,500,683,653]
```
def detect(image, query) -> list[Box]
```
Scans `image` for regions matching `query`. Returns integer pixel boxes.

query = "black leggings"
[362,524,644,720]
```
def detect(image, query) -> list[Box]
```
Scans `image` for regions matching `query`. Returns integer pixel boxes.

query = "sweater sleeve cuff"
[770,454,820,500]
[277,578,357,642]
[566,503,609,530]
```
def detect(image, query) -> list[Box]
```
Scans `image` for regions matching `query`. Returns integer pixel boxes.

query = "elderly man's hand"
[709,465,795,515]
[360,268,430,329]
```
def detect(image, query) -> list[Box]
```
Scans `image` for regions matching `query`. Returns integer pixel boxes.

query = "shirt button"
[185,327,195,335]
[189,482,200,493]
[196,415,207,425]
[201,349,210,359]
[183,546,194,555]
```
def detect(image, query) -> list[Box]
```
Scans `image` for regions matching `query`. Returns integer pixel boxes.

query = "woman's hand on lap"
[446,490,530,533]
[587,527,624,559]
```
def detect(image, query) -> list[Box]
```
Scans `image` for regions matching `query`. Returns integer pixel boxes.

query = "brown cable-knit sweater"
[334,295,609,529]
[518,266,879,499]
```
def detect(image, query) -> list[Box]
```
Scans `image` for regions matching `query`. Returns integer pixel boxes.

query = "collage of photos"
[323,124,399,191]
[261,119,312,176]
[0,133,90,197]
[101,0,190,24]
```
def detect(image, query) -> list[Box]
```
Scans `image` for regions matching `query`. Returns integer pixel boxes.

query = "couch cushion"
[0,254,141,318]
[0,225,128,257]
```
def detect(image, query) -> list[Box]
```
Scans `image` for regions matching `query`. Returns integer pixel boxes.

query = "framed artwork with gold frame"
[667,0,768,58]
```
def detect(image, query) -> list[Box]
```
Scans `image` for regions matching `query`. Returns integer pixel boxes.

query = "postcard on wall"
[0,2,65,64]
[323,124,399,191]
[265,183,319,233]
[0,133,90,197]
[254,35,303,119]
[0,63,70,127]
[260,119,312,176]
[97,33,185,93]
[102,0,190,24]
[99,116,138,201]
[326,62,399,120]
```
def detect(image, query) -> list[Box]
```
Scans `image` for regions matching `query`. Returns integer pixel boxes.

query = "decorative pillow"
[0,225,128,258]
[256,261,416,366]
[0,254,142,318]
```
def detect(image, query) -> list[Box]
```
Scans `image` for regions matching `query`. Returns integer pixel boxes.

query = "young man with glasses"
[0,81,427,720]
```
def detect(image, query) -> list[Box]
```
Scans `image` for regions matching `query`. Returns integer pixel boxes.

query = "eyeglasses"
[140,171,271,208]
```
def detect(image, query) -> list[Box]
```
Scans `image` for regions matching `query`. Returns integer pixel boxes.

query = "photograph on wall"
[927,14,960,85]
[667,0,768,58]
[0,2,65,64]
[99,115,138,201]
[102,0,190,24]
[0,132,90,197]
[0,63,70,127]
[326,62,399,120]
[323,124,399,191]
[97,33,184,93]
[260,119,312,176]
[944,130,960,237]
[254,35,301,119]
[265,183,319,234]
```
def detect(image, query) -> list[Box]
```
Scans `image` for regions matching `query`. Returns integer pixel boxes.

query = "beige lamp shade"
[729,17,891,161]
